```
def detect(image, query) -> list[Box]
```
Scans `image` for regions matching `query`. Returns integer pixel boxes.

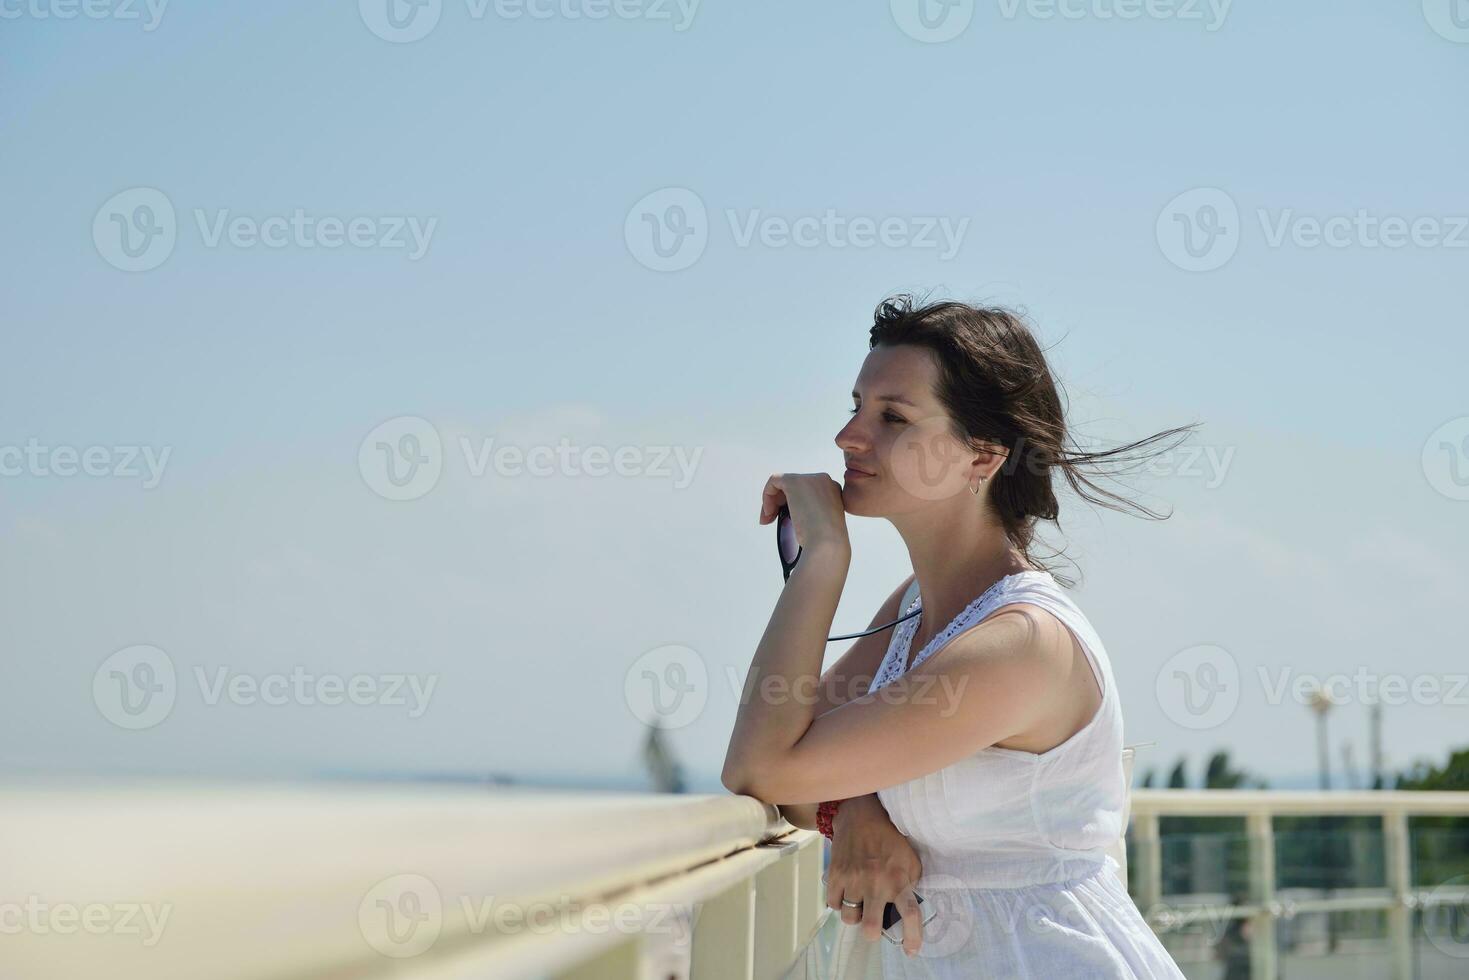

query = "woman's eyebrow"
[851,391,917,407]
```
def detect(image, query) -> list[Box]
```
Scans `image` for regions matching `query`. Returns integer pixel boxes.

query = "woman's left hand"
[758,473,850,554]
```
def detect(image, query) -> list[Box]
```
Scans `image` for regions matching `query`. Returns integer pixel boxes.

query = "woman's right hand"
[824,794,925,955]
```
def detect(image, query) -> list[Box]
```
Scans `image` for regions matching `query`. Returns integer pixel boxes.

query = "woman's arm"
[772,573,915,831]
[723,547,1070,803]
[724,472,1067,807]
[777,802,819,829]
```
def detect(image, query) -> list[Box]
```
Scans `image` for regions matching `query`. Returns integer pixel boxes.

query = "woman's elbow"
[721,764,755,798]
[721,759,769,800]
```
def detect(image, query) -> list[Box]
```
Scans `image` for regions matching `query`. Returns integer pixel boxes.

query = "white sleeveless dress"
[789,570,1185,980]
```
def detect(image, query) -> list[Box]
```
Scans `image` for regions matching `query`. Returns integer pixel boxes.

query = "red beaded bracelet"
[816,800,842,839]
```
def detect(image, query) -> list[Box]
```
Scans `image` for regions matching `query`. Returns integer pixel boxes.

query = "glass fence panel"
[1144,820,1251,976]
[1411,817,1469,976]
[1157,916,1251,979]
[1274,816,1386,891]
[1414,903,1469,978]
[1277,909,1391,979]
[1158,819,1251,899]
[1411,819,1469,887]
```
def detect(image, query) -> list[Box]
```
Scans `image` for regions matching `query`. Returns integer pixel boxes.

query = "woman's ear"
[972,440,1009,480]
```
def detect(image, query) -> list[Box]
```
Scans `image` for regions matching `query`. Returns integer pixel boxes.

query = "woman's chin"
[840,483,879,516]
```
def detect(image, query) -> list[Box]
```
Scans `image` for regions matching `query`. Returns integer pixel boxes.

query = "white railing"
[0,781,826,980]
[1127,789,1469,980]
[6,781,1466,979]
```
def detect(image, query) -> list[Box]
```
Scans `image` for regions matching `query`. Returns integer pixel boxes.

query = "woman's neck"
[899,517,1033,652]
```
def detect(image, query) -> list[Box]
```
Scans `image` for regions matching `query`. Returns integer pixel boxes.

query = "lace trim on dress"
[870,571,1051,692]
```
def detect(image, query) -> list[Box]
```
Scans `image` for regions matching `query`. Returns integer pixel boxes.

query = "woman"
[722,294,1194,978]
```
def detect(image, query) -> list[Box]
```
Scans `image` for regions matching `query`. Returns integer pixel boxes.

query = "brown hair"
[869,292,1200,588]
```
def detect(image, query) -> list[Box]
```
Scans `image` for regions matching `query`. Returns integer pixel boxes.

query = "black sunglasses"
[775,504,922,642]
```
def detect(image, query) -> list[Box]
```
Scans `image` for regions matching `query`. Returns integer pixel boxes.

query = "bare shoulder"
[913,601,1071,687]
[922,600,1102,753]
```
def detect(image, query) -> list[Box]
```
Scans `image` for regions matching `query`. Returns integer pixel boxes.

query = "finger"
[759,474,786,524]
[824,874,842,911]
[838,889,863,927]
[895,888,923,956]
[859,889,886,942]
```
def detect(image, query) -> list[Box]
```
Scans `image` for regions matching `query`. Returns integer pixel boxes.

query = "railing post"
[1133,810,1162,917]
[794,834,825,945]
[691,878,755,980]
[752,839,800,980]
[1383,808,1413,980]
[1246,808,1277,980]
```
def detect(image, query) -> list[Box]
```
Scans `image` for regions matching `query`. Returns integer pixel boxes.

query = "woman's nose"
[835,419,868,453]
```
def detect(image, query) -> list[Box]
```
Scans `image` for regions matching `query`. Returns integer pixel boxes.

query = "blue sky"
[2,0,1466,791]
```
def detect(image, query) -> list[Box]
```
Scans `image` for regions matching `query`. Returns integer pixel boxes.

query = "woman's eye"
[847,407,905,424]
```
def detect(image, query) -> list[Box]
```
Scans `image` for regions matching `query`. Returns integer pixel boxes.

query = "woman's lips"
[844,467,876,479]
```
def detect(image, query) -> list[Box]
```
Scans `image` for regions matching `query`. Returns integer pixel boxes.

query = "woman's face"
[834,345,984,515]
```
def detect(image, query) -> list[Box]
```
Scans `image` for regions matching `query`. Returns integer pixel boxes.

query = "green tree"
[1395,746,1469,885]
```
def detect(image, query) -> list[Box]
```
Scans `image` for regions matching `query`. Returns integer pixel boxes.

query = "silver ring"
[840,898,862,909]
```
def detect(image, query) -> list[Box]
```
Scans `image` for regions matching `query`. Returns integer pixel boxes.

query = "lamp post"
[1309,687,1335,791]
[1308,685,1338,954]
